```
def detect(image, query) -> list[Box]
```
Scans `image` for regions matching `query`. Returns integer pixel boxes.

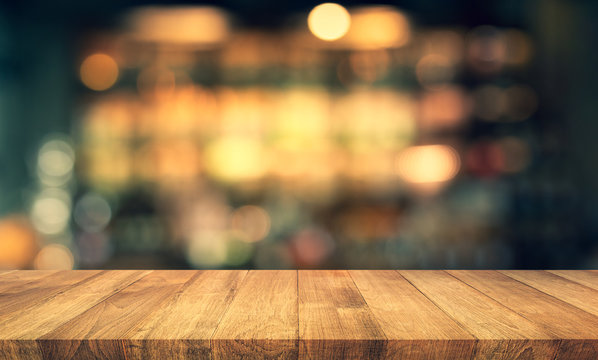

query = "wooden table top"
[0,270,597,359]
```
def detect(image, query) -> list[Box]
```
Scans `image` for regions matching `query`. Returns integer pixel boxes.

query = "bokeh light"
[308,3,351,41]
[186,232,228,267]
[127,6,230,45]
[74,193,112,233]
[205,137,268,183]
[465,140,504,177]
[230,205,271,243]
[467,26,506,74]
[37,137,75,186]
[289,228,335,267]
[1,1,573,271]
[0,217,38,269]
[419,87,470,130]
[421,30,464,64]
[80,53,119,91]
[396,145,461,184]
[504,29,533,66]
[225,237,254,266]
[30,188,72,235]
[343,6,410,49]
[34,244,75,270]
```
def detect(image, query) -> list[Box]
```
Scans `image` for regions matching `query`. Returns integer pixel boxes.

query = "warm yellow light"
[0,217,37,269]
[396,145,460,184]
[34,244,74,270]
[37,137,75,186]
[80,53,119,91]
[419,87,469,130]
[205,137,267,182]
[343,6,410,49]
[128,6,230,45]
[30,189,71,235]
[308,3,351,41]
[187,231,228,267]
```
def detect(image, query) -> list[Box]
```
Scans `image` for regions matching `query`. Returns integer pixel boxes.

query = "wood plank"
[500,270,598,317]
[399,270,559,360]
[0,271,150,339]
[0,270,150,359]
[124,270,248,359]
[540,271,598,360]
[2,270,598,359]
[548,270,598,291]
[0,270,59,293]
[449,270,598,338]
[39,270,197,359]
[349,270,474,359]
[212,270,297,360]
[449,270,598,360]
[0,270,102,319]
[299,270,386,360]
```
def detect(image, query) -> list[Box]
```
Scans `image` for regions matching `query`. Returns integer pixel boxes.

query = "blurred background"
[0,0,597,270]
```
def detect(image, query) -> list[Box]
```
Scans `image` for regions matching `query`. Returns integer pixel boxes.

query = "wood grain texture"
[39,271,197,359]
[1,270,597,359]
[126,270,247,359]
[0,270,150,359]
[212,270,298,360]
[299,270,386,360]
[500,270,598,317]
[400,270,560,359]
[449,270,598,360]
[349,270,475,359]
[548,270,598,291]
[0,270,58,293]
[0,271,101,320]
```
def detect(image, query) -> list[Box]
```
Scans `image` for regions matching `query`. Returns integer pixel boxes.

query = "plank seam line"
[39,270,153,339]
[550,339,564,360]
[546,270,598,291]
[395,271,478,341]
[443,271,560,339]
[42,271,108,302]
[525,270,598,295]
[497,270,598,322]
[208,269,250,359]
[0,270,105,319]
[346,271,389,342]
[121,270,205,339]
[89,270,187,340]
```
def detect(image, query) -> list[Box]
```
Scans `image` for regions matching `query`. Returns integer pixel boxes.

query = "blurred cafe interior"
[0,0,597,270]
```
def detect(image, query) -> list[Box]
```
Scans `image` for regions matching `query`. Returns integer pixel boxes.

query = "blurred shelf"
[0,270,597,359]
